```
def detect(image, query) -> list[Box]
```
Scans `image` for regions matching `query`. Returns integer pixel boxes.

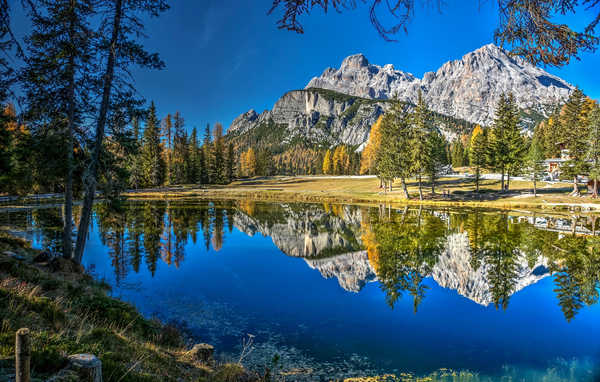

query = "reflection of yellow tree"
[361,220,380,273]
[238,200,255,216]
[330,204,345,219]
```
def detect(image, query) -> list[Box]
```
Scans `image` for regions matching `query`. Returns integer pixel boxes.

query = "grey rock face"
[229,44,572,149]
[233,204,363,258]
[305,44,573,127]
[304,251,377,292]
[431,232,550,306]
[228,89,388,147]
[229,109,259,135]
[307,54,423,102]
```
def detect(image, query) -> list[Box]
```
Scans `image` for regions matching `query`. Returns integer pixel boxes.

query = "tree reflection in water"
[2,200,598,322]
[362,206,446,312]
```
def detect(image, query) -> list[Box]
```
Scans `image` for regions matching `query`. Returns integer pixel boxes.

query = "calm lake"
[1,200,599,381]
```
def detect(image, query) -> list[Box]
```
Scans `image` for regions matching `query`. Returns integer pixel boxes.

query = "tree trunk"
[73,0,123,264]
[592,178,598,198]
[500,169,505,193]
[63,7,76,259]
[573,176,579,195]
[475,167,479,193]
[401,177,409,199]
[63,68,75,259]
[389,179,393,192]
[533,178,537,197]
[418,175,423,201]
[506,173,511,192]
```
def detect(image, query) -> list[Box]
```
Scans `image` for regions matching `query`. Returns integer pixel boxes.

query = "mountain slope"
[227,88,474,152]
[306,44,573,127]
[228,44,573,152]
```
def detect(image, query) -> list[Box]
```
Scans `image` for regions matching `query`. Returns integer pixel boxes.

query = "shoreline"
[120,176,600,213]
[3,175,600,214]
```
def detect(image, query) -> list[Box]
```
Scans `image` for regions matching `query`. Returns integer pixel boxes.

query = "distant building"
[543,149,570,179]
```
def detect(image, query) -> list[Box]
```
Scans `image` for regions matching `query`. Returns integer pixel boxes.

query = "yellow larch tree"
[322,149,332,174]
[360,116,383,175]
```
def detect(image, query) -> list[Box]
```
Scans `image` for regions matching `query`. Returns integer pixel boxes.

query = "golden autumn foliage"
[240,147,257,177]
[470,125,483,146]
[360,116,383,175]
[322,149,332,174]
[238,200,256,216]
[272,146,321,175]
[361,220,381,273]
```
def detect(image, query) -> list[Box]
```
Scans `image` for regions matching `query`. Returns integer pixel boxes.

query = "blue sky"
[13,0,600,132]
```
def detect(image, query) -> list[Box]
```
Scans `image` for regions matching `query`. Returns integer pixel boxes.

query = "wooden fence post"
[15,328,30,382]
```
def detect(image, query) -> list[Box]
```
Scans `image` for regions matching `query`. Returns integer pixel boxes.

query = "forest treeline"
[359,89,600,199]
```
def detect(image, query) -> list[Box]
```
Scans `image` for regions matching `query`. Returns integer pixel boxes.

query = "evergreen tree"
[505,94,526,190]
[212,123,225,183]
[525,137,546,197]
[171,111,188,184]
[20,0,96,258]
[226,142,235,183]
[561,88,591,195]
[376,99,412,197]
[161,114,173,183]
[0,105,10,187]
[198,148,207,184]
[587,105,600,198]
[488,94,523,192]
[469,125,487,193]
[188,127,199,183]
[127,117,144,189]
[203,123,212,183]
[410,91,434,199]
[141,102,165,187]
[450,140,465,168]
[73,0,169,264]
[425,130,446,194]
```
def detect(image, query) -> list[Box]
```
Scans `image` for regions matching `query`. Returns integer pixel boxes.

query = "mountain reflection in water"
[1,200,599,380]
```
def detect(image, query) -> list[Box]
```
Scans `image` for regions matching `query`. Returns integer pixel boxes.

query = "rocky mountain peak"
[228,44,574,149]
[340,53,370,70]
[303,44,573,127]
